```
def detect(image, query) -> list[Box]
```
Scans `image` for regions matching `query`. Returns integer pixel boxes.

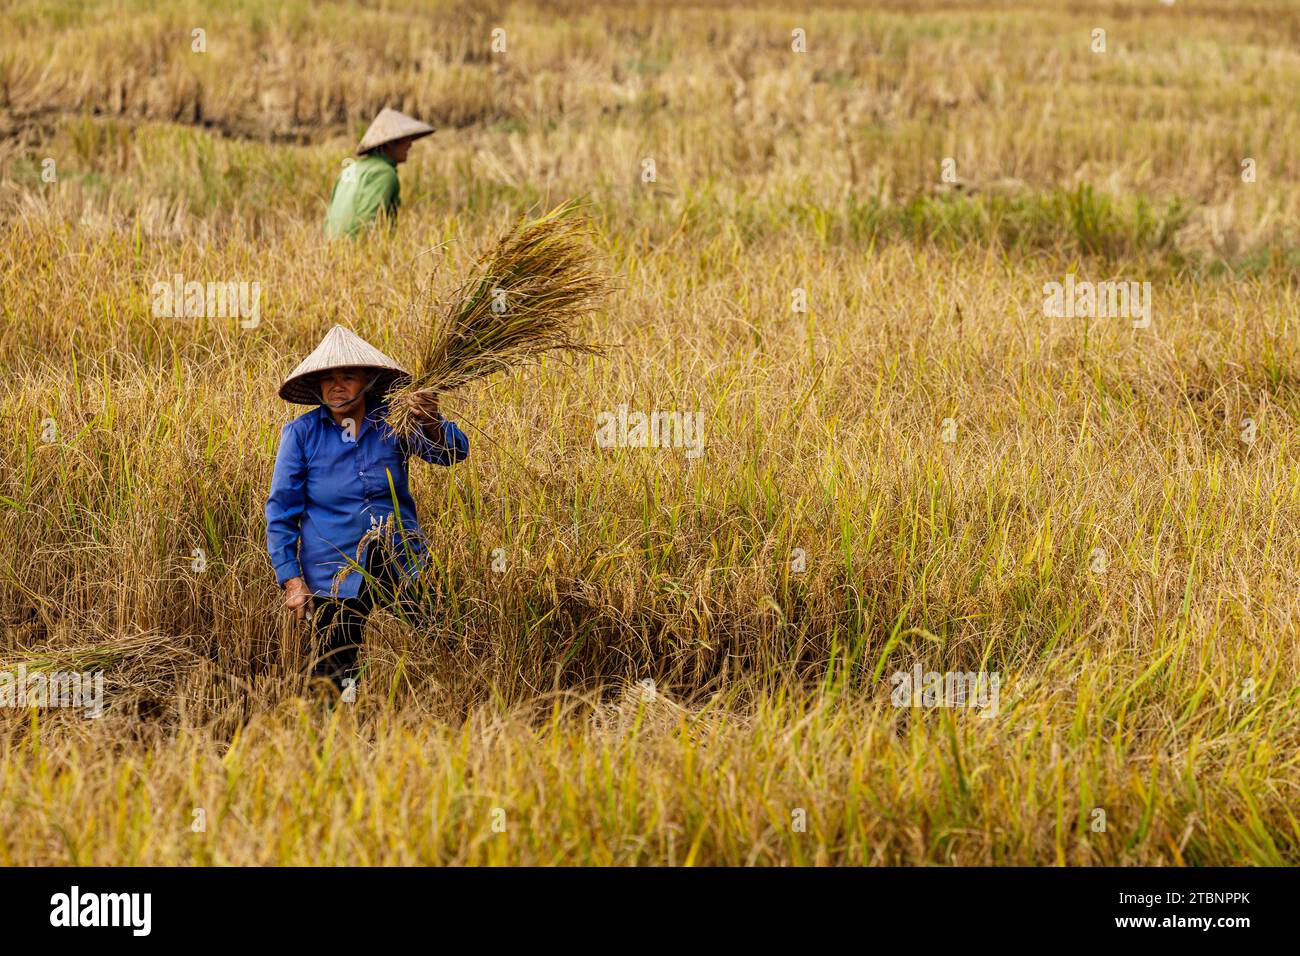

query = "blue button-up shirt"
[265,402,468,598]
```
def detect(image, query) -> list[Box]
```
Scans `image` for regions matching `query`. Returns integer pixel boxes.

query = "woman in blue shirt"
[265,325,468,690]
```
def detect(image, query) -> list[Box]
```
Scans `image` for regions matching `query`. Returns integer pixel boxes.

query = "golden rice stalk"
[386,200,610,437]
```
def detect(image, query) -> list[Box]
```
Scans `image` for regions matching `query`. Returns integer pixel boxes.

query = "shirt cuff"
[274,558,303,586]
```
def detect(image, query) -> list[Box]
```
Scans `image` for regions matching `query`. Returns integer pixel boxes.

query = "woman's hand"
[284,577,314,621]
[419,400,449,448]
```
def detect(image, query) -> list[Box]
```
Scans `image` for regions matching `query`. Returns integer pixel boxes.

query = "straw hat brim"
[279,367,410,406]
[278,325,411,406]
[356,108,436,155]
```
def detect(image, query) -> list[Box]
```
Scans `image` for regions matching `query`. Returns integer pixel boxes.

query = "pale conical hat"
[356,107,435,155]
[278,325,410,405]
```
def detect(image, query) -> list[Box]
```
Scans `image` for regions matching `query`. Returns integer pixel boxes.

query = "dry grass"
[1,0,1299,865]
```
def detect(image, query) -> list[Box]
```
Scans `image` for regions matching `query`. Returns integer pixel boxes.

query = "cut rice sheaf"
[386,200,611,439]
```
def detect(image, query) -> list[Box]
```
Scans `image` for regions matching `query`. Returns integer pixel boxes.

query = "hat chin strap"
[322,372,381,411]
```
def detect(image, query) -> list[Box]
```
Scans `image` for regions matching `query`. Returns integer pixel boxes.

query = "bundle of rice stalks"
[386,200,610,438]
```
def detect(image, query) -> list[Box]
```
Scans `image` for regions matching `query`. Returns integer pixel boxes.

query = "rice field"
[1,0,1299,866]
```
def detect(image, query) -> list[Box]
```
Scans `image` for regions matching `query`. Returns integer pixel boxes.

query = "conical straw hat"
[356,107,435,155]
[278,325,411,405]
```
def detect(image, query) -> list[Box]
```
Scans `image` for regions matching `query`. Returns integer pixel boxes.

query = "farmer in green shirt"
[324,108,434,239]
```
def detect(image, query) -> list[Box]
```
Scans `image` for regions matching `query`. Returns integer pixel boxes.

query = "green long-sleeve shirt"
[324,152,400,238]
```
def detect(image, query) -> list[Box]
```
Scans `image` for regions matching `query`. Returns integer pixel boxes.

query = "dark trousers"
[310,544,417,689]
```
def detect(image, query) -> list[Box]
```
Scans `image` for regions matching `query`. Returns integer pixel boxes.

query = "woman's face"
[386,138,414,164]
[319,368,370,409]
